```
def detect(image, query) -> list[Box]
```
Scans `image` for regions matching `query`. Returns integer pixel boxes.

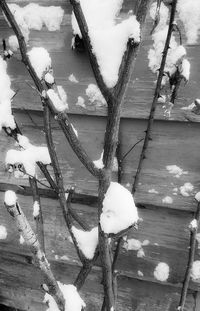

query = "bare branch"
[4,198,65,311]
[29,177,45,253]
[132,0,178,194]
[177,202,200,311]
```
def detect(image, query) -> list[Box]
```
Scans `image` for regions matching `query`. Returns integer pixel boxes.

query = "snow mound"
[71,226,98,259]
[28,47,51,79]
[100,182,138,234]
[154,262,169,282]
[4,190,17,206]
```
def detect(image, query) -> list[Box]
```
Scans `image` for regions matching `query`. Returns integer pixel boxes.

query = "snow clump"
[33,201,40,218]
[100,182,139,234]
[76,96,86,108]
[4,190,17,206]
[154,262,169,282]
[166,165,188,178]
[191,261,200,280]
[44,282,85,311]
[8,3,64,48]
[86,84,106,106]
[177,0,200,44]
[68,74,78,83]
[0,226,8,240]
[71,226,98,259]
[162,196,173,204]
[180,182,194,197]
[28,47,51,79]
[0,56,15,131]
[5,135,51,176]
[72,0,140,87]
[195,192,200,202]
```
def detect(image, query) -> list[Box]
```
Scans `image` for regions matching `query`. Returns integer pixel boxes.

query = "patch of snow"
[196,233,200,249]
[195,192,200,202]
[44,282,85,311]
[93,152,104,169]
[4,190,17,206]
[0,56,15,131]
[71,226,98,259]
[181,102,196,111]
[191,260,200,280]
[137,270,144,277]
[19,234,25,244]
[180,58,190,81]
[142,240,150,246]
[148,188,159,194]
[71,124,78,137]
[8,4,64,45]
[177,0,200,44]
[6,142,51,176]
[76,96,86,108]
[8,35,19,51]
[86,84,106,106]
[124,238,141,251]
[162,196,173,204]
[60,255,69,261]
[72,0,140,87]
[28,47,51,79]
[0,225,7,240]
[137,248,145,258]
[189,219,197,230]
[44,72,54,84]
[47,88,68,112]
[68,74,78,83]
[154,262,169,282]
[180,182,194,197]
[100,182,138,234]
[166,165,188,178]
[33,201,40,218]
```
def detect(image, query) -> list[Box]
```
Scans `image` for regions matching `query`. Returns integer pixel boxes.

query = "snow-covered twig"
[4,191,65,311]
[0,0,100,179]
[132,0,178,194]
[29,177,45,252]
[177,201,200,311]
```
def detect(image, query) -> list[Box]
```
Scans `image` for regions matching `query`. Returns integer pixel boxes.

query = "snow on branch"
[0,56,15,131]
[100,182,139,234]
[7,3,64,50]
[5,135,51,177]
[71,0,140,88]
[4,190,65,311]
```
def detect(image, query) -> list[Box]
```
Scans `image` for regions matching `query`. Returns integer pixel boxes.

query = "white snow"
[189,219,198,230]
[180,182,194,197]
[162,196,173,204]
[166,165,188,178]
[177,0,200,44]
[100,182,139,234]
[148,188,158,194]
[72,0,140,87]
[93,152,104,169]
[68,74,78,83]
[196,233,200,249]
[71,226,98,259]
[0,56,15,131]
[137,248,145,258]
[76,96,86,108]
[86,84,106,106]
[4,190,17,206]
[33,201,40,218]
[142,239,150,246]
[8,35,19,51]
[47,88,68,112]
[124,238,142,251]
[28,47,51,79]
[8,4,64,45]
[44,72,54,84]
[180,58,190,82]
[44,282,85,311]
[154,262,169,282]
[195,192,200,202]
[19,234,25,244]
[0,225,7,240]
[191,260,200,280]
[181,102,196,111]
[137,270,144,277]
[149,2,187,84]
[6,140,51,176]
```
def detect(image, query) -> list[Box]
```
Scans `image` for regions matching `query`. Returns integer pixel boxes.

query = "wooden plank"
[0,1,200,122]
[0,191,198,290]
[0,249,196,311]
[1,111,200,212]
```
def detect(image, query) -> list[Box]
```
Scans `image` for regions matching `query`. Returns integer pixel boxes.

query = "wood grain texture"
[0,0,200,122]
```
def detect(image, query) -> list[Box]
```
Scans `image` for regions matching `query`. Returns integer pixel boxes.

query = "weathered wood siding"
[0,0,200,310]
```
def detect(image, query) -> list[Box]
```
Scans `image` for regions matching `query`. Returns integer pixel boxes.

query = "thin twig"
[177,202,200,311]
[132,0,178,194]
[4,197,65,311]
[121,138,144,162]
[29,177,45,253]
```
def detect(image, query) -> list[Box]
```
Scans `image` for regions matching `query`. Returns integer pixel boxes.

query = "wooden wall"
[0,0,200,310]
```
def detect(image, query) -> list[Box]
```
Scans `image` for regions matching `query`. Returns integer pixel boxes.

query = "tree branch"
[132,0,178,194]
[4,197,65,311]
[0,0,101,179]
[29,177,45,253]
[177,202,200,311]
